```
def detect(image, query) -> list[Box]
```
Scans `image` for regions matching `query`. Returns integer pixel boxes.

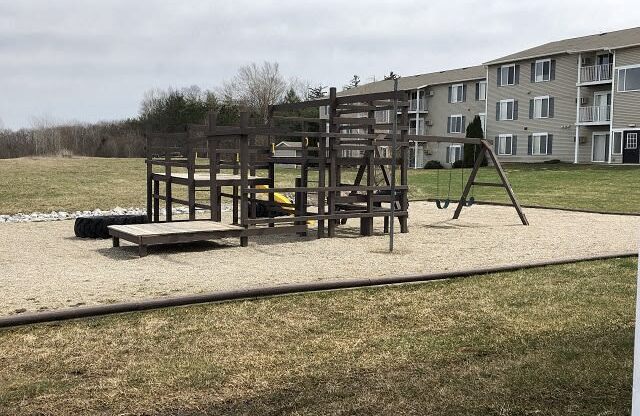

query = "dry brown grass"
[0,258,635,415]
[1,157,639,214]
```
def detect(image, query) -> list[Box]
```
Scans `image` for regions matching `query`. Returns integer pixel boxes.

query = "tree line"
[0,61,333,159]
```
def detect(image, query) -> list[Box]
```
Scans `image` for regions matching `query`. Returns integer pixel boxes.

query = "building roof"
[337,65,486,97]
[485,26,640,66]
[275,141,302,148]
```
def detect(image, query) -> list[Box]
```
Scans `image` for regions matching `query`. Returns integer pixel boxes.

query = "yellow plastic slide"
[256,185,294,213]
[256,185,314,224]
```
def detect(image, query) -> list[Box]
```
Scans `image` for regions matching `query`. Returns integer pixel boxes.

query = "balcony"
[409,126,426,135]
[409,98,427,112]
[578,105,611,124]
[579,64,613,84]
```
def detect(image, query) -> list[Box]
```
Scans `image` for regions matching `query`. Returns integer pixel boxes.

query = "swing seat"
[435,199,450,209]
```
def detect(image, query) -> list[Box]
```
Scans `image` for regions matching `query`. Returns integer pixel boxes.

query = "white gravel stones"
[0,205,232,223]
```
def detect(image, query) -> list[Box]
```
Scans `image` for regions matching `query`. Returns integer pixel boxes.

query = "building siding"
[424,81,486,137]
[613,46,640,129]
[487,54,579,163]
[421,80,486,167]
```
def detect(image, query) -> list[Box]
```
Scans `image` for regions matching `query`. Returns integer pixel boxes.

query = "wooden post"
[399,91,409,233]
[317,125,326,238]
[239,112,249,247]
[362,101,375,236]
[187,133,196,221]
[327,87,338,238]
[267,107,276,228]
[208,112,220,222]
[153,179,160,223]
[145,129,153,222]
[164,136,172,222]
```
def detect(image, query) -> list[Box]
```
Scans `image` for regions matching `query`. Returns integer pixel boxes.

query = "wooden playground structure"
[109,86,528,256]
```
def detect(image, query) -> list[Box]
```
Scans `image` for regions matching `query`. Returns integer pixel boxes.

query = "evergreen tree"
[308,85,327,99]
[383,71,400,80]
[283,87,301,104]
[343,75,361,90]
[463,115,487,167]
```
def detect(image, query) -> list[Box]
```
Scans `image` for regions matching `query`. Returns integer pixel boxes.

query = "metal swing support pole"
[389,78,398,252]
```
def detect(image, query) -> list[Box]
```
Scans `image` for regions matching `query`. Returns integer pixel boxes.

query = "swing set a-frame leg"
[453,140,529,225]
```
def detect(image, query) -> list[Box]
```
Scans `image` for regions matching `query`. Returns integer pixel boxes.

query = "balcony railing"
[409,126,426,135]
[580,64,613,83]
[409,98,427,111]
[579,105,611,123]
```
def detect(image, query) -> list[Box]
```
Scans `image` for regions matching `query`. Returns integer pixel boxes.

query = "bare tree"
[222,61,288,123]
[288,77,313,101]
[0,117,4,131]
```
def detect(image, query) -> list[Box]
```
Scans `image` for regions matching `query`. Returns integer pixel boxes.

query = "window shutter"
[529,99,534,119]
[497,67,502,86]
[462,84,467,102]
[448,86,452,103]
[513,100,519,120]
[515,65,520,84]
[495,136,499,154]
[496,102,500,121]
[548,134,553,155]
[550,59,556,80]
[527,135,533,155]
[512,135,518,155]
[447,116,451,133]
[530,62,536,82]
[446,146,451,164]
[461,116,466,131]
[475,82,480,100]
[549,97,555,118]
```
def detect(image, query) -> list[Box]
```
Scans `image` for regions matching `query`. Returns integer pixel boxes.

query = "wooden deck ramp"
[108,221,244,257]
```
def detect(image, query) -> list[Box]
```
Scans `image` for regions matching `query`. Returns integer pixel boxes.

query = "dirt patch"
[0,202,638,316]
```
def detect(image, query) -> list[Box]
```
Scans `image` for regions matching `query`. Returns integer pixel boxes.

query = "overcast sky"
[1,0,638,129]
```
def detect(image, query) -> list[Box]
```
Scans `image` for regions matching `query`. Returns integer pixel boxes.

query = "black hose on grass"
[0,251,636,329]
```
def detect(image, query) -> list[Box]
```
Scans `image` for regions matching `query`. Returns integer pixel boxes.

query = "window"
[499,99,514,120]
[476,81,487,101]
[534,59,551,82]
[448,115,464,133]
[618,66,640,92]
[498,134,513,155]
[533,96,550,118]
[531,133,549,155]
[446,145,462,164]
[613,132,623,154]
[500,64,516,86]
[627,133,638,149]
[451,84,464,103]
[479,113,486,133]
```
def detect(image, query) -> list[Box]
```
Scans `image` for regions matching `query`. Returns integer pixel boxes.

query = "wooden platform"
[152,172,271,187]
[108,221,245,257]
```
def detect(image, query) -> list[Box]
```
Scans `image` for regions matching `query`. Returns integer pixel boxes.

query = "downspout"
[575,53,582,164]
[609,49,616,164]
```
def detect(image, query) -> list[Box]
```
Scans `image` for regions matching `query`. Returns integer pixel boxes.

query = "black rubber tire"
[74,215,147,239]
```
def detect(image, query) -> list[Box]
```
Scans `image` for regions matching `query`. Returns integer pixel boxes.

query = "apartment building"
[328,66,487,168]
[316,26,640,166]
[486,26,640,164]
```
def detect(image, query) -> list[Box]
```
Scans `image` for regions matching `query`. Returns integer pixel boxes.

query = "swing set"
[434,142,476,209]
[417,136,529,225]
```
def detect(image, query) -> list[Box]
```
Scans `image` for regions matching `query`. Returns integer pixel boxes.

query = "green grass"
[0,259,636,415]
[0,157,638,214]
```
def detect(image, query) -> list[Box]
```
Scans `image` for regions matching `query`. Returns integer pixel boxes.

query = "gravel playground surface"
[1,201,639,317]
